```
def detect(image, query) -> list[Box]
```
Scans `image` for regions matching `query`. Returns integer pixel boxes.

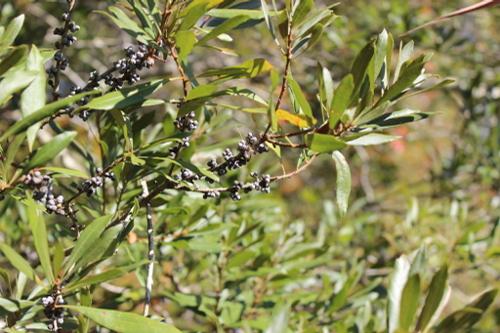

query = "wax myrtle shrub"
[0,1,498,332]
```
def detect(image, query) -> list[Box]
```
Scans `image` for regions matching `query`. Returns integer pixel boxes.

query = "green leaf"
[26,198,54,283]
[197,15,250,45]
[0,14,25,48]
[377,55,426,105]
[200,58,273,81]
[97,7,153,43]
[64,215,113,275]
[350,41,374,100]
[0,297,35,312]
[52,241,65,278]
[346,133,399,146]
[20,45,47,151]
[295,9,334,38]
[265,306,289,333]
[208,8,281,20]
[186,83,218,100]
[75,223,128,272]
[292,0,313,26]
[416,266,449,332]
[394,41,414,82]
[179,0,222,31]
[287,76,313,118]
[332,151,351,216]
[64,305,182,333]
[0,45,28,76]
[399,274,421,331]
[364,109,430,128]
[40,167,88,179]
[175,30,197,61]
[318,65,334,113]
[0,69,37,106]
[85,79,168,111]
[65,261,146,292]
[329,74,354,129]
[373,29,389,86]
[27,131,77,169]
[435,289,498,333]
[0,91,99,143]
[388,255,410,333]
[308,133,346,153]
[260,0,278,46]
[0,243,38,281]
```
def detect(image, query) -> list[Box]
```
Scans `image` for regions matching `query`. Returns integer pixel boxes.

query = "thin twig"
[141,180,155,317]
[262,15,294,138]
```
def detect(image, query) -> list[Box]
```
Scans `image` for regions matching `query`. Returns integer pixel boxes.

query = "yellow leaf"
[276,109,312,128]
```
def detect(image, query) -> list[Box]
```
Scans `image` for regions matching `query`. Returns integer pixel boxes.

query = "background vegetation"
[0,0,498,332]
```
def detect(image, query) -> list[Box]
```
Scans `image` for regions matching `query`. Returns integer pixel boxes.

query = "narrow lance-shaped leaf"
[175,30,197,62]
[0,14,25,48]
[346,133,400,146]
[84,79,168,111]
[387,254,411,333]
[63,215,112,276]
[415,265,449,332]
[318,64,334,113]
[197,15,250,45]
[26,198,54,283]
[329,74,354,129]
[0,243,39,282]
[377,55,426,105]
[0,90,99,143]
[0,69,37,106]
[65,261,147,292]
[308,133,346,153]
[26,131,77,170]
[287,75,313,118]
[350,41,374,100]
[332,151,351,215]
[399,274,421,331]
[292,0,313,26]
[265,306,289,333]
[64,305,182,333]
[435,288,498,333]
[21,45,47,151]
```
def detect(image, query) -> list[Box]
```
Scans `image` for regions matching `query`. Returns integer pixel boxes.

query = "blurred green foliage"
[0,0,498,332]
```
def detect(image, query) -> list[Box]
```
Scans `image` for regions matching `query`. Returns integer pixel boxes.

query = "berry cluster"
[174,168,200,183]
[168,137,191,158]
[67,44,154,120]
[79,168,115,197]
[207,133,268,176]
[47,8,79,90]
[99,45,154,90]
[227,174,271,201]
[201,173,272,201]
[174,112,198,132]
[249,172,272,193]
[23,171,67,216]
[41,289,65,332]
[202,190,221,199]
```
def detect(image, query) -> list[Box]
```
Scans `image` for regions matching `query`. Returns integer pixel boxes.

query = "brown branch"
[166,41,189,97]
[265,137,307,149]
[262,16,294,137]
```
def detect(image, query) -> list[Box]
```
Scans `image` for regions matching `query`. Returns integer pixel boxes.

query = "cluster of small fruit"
[207,133,268,176]
[47,3,79,92]
[79,168,115,197]
[64,44,155,120]
[22,171,67,216]
[174,111,199,132]
[41,289,65,332]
